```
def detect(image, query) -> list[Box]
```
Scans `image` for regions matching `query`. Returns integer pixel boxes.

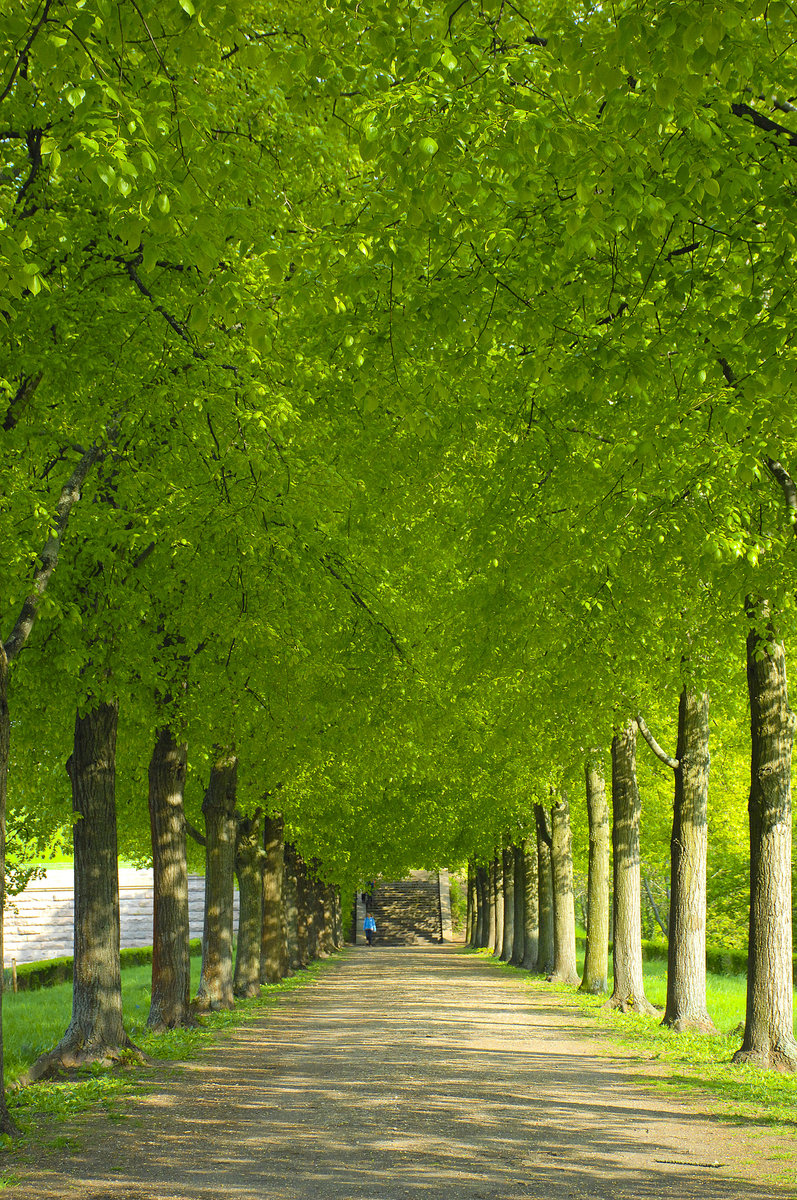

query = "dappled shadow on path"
[20,946,791,1200]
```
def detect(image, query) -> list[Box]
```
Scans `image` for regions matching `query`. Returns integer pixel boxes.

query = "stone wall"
[358,869,451,945]
[3,868,238,965]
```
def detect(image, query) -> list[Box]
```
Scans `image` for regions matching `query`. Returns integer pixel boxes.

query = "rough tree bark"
[654,690,715,1032]
[733,602,797,1070]
[475,864,489,947]
[27,701,143,1082]
[609,721,656,1014]
[549,792,579,986]
[283,844,301,971]
[535,805,555,975]
[233,809,264,999]
[500,845,515,961]
[260,814,286,984]
[511,844,526,965]
[492,852,504,957]
[466,861,476,946]
[195,750,238,1011]
[581,759,610,995]
[486,857,497,951]
[521,838,539,971]
[147,727,191,1031]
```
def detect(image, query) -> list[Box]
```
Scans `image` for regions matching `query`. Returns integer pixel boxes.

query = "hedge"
[4,939,203,993]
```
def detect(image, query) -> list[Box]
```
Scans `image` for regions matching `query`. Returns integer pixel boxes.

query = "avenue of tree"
[1,0,796,1132]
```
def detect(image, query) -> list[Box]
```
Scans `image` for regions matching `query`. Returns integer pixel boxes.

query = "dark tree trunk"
[332,888,343,949]
[147,727,191,1031]
[486,857,497,951]
[535,805,555,975]
[0,652,18,1130]
[500,845,515,961]
[511,844,525,965]
[521,838,539,971]
[475,865,489,947]
[294,855,312,965]
[492,852,504,957]
[283,844,301,971]
[549,792,579,986]
[733,605,797,1070]
[195,750,238,1011]
[581,759,610,995]
[234,811,264,999]
[27,701,142,1081]
[319,884,336,955]
[466,861,476,946]
[664,688,715,1032]
[609,721,655,1014]
[260,815,286,984]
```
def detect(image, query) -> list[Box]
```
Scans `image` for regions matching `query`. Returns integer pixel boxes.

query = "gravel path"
[14,945,795,1199]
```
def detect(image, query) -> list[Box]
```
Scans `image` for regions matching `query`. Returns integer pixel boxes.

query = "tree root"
[605,992,659,1016]
[21,1036,150,1085]
[731,1044,797,1072]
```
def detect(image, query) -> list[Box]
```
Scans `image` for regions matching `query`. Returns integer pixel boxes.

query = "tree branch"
[765,457,797,535]
[731,101,797,147]
[636,714,679,771]
[184,817,206,847]
[3,370,42,432]
[642,871,669,939]
[3,441,102,662]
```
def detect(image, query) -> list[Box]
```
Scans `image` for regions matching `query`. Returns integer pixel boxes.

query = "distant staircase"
[357,869,452,945]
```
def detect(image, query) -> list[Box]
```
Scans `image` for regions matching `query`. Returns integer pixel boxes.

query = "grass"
[1,950,346,1151]
[470,944,797,1134]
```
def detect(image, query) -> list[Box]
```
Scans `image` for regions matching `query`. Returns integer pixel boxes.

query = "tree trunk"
[319,884,336,955]
[147,727,191,1031]
[549,792,579,986]
[195,750,238,1011]
[260,814,286,984]
[0,652,17,1130]
[492,852,504,957]
[466,861,476,946]
[27,701,143,1081]
[500,845,515,961]
[521,838,539,971]
[295,855,312,965]
[733,605,797,1070]
[511,844,526,965]
[609,721,655,1014]
[283,844,301,971]
[581,759,610,995]
[332,888,343,949]
[475,865,488,947]
[663,687,715,1032]
[486,857,497,951]
[234,811,264,999]
[535,805,555,975]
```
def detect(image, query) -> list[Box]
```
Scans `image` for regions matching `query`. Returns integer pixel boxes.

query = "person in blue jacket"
[363,912,376,946]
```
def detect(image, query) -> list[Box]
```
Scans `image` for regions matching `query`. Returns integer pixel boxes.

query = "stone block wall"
[3,868,238,965]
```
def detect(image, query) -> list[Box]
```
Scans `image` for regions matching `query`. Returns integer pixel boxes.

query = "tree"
[581,760,610,996]
[609,722,656,1015]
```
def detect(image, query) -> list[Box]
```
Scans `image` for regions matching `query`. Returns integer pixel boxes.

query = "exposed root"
[732,1044,797,1073]
[662,1013,717,1035]
[21,1037,150,1085]
[605,992,659,1016]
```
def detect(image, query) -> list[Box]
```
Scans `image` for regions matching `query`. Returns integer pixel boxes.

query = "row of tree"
[466,679,796,1070]
[1,0,795,1133]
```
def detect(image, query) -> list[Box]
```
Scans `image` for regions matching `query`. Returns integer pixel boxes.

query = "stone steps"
[361,869,451,945]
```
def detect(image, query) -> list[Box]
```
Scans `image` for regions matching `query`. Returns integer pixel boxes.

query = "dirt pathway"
[14,945,795,1199]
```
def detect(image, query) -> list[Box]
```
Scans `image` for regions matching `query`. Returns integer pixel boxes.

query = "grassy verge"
[1,950,347,1154]
[468,945,797,1133]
